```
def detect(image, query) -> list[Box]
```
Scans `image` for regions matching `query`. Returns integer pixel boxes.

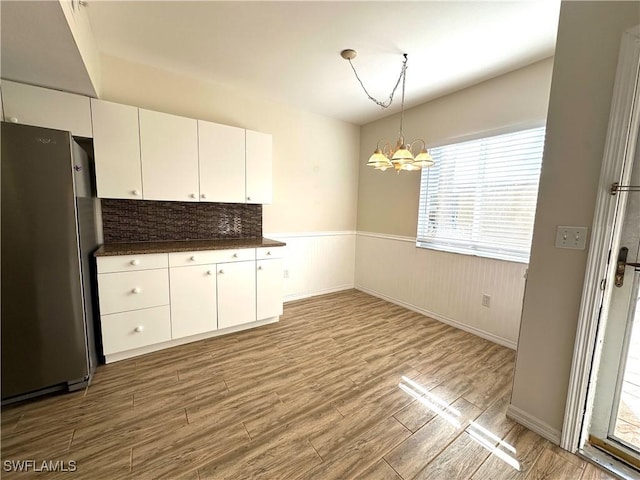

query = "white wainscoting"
[265,231,356,302]
[354,232,528,349]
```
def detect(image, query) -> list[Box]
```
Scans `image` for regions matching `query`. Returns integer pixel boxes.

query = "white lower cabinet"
[170,264,217,339]
[217,260,257,330]
[101,306,172,355]
[96,246,282,362]
[257,258,284,319]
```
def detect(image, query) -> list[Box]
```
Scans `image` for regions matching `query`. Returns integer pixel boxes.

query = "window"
[417,126,545,263]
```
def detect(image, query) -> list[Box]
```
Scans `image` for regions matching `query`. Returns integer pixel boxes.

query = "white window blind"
[417,127,545,263]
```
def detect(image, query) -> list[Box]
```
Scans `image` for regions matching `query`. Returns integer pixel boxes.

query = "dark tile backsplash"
[101,199,262,243]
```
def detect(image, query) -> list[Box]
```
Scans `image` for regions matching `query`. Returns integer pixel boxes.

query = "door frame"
[562,25,640,452]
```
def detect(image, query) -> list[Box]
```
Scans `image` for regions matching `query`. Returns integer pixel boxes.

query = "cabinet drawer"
[169,248,255,267]
[256,246,284,260]
[97,254,168,273]
[98,269,169,314]
[101,306,171,355]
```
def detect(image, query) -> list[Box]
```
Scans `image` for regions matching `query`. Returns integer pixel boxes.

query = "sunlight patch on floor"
[399,374,521,471]
[399,375,461,427]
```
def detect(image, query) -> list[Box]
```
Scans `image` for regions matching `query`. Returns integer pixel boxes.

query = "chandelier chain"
[347,53,408,109]
[399,54,407,140]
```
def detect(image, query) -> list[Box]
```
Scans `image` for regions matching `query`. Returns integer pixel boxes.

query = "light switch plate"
[555,226,588,250]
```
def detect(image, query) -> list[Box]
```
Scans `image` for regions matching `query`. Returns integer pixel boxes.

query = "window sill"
[416,242,530,265]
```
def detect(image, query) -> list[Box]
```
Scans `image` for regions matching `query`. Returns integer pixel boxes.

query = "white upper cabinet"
[198,120,245,203]
[139,108,199,202]
[245,130,273,204]
[1,80,92,137]
[91,99,143,199]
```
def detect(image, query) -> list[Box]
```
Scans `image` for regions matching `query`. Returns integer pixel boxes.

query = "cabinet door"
[170,264,217,339]
[139,108,199,201]
[245,130,272,204]
[198,120,245,203]
[1,80,92,137]
[257,258,283,320]
[217,261,256,329]
[91,99,143,199]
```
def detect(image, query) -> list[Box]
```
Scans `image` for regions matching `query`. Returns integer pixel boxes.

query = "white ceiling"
[87,1,560,125]
[1,1,561,126]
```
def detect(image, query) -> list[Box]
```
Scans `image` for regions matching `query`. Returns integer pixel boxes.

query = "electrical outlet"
[555,226,588,250]
[482,294,491,308]
[283,269,289,279]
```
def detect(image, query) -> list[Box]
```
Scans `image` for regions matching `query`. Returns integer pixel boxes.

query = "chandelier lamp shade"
[341,49,434,173]
[367,138,434,171]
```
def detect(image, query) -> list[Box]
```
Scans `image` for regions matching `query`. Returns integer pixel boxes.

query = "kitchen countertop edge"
[94,237,286,257]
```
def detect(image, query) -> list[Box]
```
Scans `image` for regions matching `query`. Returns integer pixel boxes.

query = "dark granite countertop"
[94,237,286,257]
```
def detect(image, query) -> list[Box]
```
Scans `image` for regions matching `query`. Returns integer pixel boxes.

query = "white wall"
[510,1,640,442]
[270,232,356,302]
[356,233,527,348]
[355,59,554,348]
[99,54,360,301]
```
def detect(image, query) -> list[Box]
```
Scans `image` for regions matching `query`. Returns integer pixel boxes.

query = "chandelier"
[341,49,434,173]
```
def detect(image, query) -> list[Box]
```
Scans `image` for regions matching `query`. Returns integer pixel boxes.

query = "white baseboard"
[284,284,354,303]
[506,404,562,445]
[355,285,517,350]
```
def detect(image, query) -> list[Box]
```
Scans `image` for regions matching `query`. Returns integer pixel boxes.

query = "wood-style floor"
[1,290,618,479]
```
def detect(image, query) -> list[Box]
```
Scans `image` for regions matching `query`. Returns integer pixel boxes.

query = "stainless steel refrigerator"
[2,121,99,403]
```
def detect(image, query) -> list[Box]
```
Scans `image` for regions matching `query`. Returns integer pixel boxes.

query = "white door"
[257,258,283,319]
[589,128,640,467]
[169,264,217,339]
[217,261,256,329]
[91,99,143,199]
[564,32,640,475]
[139,108,199,201]
[198,120,245,203]
[245,130,272,204]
